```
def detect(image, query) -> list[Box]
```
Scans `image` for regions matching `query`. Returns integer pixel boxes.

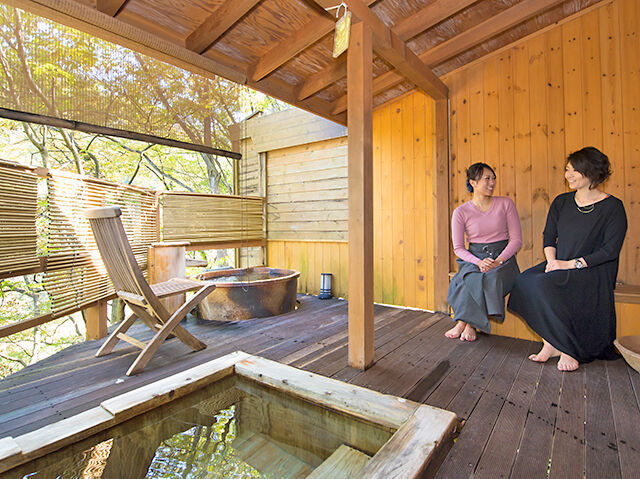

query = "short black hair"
[466,163,496,193]
[566,147,611,189]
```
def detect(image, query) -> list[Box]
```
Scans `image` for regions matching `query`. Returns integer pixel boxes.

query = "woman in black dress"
[508,147,627,371]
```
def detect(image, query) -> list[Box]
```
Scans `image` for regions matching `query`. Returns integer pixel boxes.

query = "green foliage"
[147,406,266,478]
[0,3,286,377]
[0,275,84,379]
[0,3,287,191]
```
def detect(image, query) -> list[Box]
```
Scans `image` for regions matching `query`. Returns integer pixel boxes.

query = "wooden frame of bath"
[0,351,458,478]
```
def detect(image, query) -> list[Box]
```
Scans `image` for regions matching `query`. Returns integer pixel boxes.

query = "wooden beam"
[95,0,128,17]
[297,0,474,101]
[347,21,374,370]
[85,300,108,340]
[343,0,448,100]
[433,99,450,312]
[185,0,261,54]
[418,0,567,68]
[0,107,242,158]
[295,0,377,100]
[331,67,400,114]
[393,0,479,40]
[297,58,347,100]
[333,0,567,113]
[251,14,334,82]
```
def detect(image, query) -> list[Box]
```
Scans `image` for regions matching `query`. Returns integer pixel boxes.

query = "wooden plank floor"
[1,295,639,478]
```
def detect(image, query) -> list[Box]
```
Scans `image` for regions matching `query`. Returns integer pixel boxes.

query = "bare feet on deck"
[529,340,561,362]
[460,324,477,341]
[445,321,467,339]
[557,353,579,372]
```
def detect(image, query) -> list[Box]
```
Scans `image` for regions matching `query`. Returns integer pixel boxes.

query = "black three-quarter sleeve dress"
[507,192,627,363]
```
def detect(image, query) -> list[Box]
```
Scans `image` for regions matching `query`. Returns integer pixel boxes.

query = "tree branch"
[0,353,26,367]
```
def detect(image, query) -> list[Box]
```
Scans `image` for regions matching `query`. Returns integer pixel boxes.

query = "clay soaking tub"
[195,266,299,321]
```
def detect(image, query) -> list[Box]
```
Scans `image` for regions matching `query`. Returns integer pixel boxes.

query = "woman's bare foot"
[445,321,466,339]
[529,340,561,362]
[557,353,579,371]
[460,323,477,341]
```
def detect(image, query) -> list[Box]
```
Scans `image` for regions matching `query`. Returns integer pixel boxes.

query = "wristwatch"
[575,259,584,269]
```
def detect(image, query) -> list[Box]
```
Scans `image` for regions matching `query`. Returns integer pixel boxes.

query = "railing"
[162,191,265,250]
[0,160,265,340]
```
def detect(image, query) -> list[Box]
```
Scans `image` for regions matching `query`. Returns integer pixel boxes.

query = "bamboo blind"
[0,164,39,274]
[162,192,264,245]
[0,4,236,154]
[43,171,157,317]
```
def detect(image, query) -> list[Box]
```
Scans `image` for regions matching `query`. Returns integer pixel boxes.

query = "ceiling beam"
[248,0,376,90]
[297,60,347,100]
[298,0,473,101]
[185,0,261,54]
[392,0,479,40]
[250,13,334,82]
[96,0,129,17]
[332,0,568,113]
[343,0,448,100]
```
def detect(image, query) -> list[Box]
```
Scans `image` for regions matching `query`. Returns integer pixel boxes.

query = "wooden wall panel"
[263,91,439,310]
[373,92,438,310]
[267,240,349,298]
[445,0,640,339]
[267,137,348,241]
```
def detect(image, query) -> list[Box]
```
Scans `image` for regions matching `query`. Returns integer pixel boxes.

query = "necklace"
[575,191,606,214]
[472,198,492,212]
[576,203,595,214]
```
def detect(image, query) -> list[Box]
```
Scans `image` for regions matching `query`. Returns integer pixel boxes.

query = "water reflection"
[14,376,393,479]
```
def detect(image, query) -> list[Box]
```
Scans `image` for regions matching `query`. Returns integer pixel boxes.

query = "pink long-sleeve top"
[451,196,522,265]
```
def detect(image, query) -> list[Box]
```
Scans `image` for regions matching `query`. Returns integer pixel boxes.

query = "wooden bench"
[448,271,640,340]
[614,284,640,304]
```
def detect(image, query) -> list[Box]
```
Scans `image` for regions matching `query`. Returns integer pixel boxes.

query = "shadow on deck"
[1,295,638,479]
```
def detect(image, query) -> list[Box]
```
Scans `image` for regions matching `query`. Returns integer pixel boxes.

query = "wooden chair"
[85,206,215,375]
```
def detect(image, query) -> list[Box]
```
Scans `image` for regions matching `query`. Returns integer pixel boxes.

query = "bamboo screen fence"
[162,192,265,247]
[0,163,39,274]
[43,171,158,318]
[0,162,266,336]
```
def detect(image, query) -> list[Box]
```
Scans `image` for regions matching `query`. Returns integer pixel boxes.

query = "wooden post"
[154,191,162,242]
[433,98,450,312]
[347,22,374,370]
[148,241,189,314]
[85,300,108,340]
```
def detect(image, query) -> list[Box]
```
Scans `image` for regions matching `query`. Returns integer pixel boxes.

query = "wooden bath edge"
[0,350,459,477]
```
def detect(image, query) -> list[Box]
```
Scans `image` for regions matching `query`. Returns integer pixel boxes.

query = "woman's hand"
[478,257,497,273]
[545,259,571,272]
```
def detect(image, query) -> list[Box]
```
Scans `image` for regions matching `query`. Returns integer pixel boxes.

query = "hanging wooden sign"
[333,4,351,58]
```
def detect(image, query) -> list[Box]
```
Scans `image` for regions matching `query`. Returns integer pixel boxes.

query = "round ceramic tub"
[195,266,299,321]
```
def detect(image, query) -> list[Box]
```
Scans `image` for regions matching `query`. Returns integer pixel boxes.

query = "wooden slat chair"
[85,206,216,375]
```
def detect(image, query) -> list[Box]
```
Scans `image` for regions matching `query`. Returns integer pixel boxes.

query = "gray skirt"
[446,240,519,333]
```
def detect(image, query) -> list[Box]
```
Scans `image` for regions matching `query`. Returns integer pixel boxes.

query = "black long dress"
[507,192,627,363]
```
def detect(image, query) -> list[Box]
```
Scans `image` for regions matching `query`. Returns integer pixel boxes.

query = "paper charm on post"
[332,2,351,58]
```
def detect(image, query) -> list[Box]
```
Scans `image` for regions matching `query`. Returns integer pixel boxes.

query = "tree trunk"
[110,298,125,325]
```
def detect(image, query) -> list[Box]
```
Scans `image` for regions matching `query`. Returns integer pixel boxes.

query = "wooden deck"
[1,296,639,479]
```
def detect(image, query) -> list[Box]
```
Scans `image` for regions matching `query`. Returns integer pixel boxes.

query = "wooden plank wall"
[445,0,640,340]
[373,92,437,310]
[268,240,349,298]
[267,137,348,241]
[258,92,439,308]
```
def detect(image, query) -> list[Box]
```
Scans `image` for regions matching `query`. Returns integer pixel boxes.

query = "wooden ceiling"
[18,0,606,125]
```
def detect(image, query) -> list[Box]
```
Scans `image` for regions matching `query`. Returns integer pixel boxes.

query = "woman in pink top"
[446,163,522,341]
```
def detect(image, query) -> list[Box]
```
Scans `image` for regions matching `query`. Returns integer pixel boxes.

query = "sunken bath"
[196,266,299,321]
[0,352,458,478]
